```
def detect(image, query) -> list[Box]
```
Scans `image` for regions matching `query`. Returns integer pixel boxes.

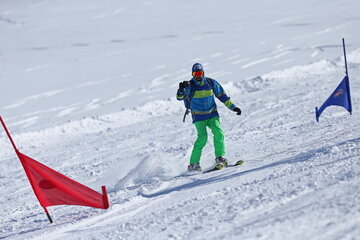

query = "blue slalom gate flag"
[315,76,352,122]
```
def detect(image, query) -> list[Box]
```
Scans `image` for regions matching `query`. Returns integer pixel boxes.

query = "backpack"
[183,78,215,122]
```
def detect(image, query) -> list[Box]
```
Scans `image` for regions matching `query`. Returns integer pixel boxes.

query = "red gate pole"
[0,116,18,152]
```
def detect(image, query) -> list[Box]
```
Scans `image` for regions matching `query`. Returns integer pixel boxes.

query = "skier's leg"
[190,120,208,164]
[208,117,225,158]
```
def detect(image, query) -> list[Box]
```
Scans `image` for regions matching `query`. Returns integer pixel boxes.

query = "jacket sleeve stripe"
[224,99,235,109]
[177,94,185,100]
[176,90,185,100]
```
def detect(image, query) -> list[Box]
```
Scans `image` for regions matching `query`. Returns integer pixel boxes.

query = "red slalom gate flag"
[0,117,109,223]
[17,152,110,209]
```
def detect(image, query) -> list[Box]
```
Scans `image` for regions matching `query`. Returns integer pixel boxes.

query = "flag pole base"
[315,107,320,122]
[44,208,53,223]
[101,186,110,209]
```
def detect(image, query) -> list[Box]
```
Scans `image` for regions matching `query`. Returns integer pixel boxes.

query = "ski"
[203,160,244,173]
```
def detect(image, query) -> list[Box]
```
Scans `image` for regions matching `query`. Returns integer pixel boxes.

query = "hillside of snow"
[1,0,360,239]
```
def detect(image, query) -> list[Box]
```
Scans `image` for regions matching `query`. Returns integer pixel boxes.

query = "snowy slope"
[1,0,360,239]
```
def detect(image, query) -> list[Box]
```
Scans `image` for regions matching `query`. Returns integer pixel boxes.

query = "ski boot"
[187,163,202,172]
[215,156,228,167]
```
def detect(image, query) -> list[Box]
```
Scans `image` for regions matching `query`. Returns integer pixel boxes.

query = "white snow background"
[0,0,360,239]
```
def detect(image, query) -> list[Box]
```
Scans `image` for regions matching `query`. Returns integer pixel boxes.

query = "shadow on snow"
[140,137,360,198]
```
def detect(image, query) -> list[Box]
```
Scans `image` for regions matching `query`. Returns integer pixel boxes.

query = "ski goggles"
[192,71,204,77]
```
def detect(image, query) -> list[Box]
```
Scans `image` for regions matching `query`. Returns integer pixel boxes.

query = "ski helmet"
[192,63,204,73]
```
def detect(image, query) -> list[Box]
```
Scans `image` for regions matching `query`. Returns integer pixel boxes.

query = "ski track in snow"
[1,0,360,239]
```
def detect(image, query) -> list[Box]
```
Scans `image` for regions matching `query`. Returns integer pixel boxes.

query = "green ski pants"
[190,116,225,164]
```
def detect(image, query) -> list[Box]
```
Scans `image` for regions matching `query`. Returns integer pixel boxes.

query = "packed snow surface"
[0,0,359,239]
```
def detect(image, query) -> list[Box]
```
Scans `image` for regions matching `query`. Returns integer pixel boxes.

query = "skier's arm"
[213,79,241,115]
[213,80,236,110]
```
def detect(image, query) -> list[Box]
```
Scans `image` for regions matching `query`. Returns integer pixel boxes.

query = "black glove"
[179,81,190,92]
[233,107,241,115]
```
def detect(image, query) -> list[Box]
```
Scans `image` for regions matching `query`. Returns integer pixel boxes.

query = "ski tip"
[203,164,223,173]
[235,160,244,166]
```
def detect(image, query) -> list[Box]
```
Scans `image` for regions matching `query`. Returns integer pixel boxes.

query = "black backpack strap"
[183,80,195,122]
[188,80,196,100]
[184,80,195,108]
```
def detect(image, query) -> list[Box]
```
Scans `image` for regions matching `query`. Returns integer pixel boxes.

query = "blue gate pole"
[342,38,352,114]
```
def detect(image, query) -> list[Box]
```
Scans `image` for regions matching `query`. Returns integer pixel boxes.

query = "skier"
[177,63,241,172]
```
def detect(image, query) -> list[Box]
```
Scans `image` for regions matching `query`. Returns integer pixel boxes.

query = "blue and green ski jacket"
[176,77,236,123]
